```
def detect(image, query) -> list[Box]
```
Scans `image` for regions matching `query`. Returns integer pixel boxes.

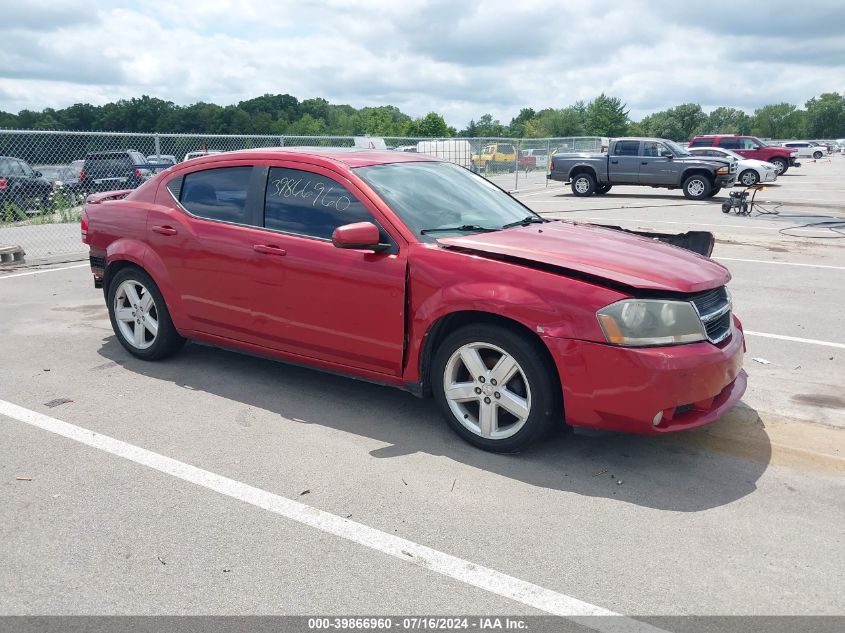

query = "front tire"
[431,324,560,452]
[682,174,711,200]
[769,157,788,175]
[571,173,597,196]
[107,267,185,361]
[739,169,759,186]
[813,151,823,159]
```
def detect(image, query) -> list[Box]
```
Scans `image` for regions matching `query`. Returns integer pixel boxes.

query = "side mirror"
[332,222,388,252]
[35,171,43,177]
[665,154,674,160]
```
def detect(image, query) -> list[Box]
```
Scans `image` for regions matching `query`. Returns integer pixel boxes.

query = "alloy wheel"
[443,342,532,440]
[114,279,159,350]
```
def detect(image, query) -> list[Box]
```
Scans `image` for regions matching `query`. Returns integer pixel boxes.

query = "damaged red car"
[82,149,746,452]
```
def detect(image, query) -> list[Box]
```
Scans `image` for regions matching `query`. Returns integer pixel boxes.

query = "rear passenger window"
[613,141,640,156]
[264,168,375,240]
[180,167,252,224]
[718,138,741,150]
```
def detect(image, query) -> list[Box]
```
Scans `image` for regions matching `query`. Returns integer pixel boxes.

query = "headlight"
[716,166,729,175]
[596,299,706,346]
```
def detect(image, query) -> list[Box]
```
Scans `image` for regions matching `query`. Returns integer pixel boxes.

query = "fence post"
[514,139,520,192]
[153,133,161,161]
[546,139,551,188]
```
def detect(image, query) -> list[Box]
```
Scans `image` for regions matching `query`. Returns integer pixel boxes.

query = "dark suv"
[0,156,53,219]
[81,150,151,193]
[688,135,799,175]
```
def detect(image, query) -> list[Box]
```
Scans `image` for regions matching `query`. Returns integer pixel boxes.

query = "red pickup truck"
[689,135,800,174]
[82,149,746,452]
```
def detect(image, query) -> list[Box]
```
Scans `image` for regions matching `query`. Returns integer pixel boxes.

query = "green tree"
[805,93,845,138]
[508,108,536,136]
[705,107,751,134]
[526,107,586,137]
[585,94,629,136]
[407,112,452,137]
[751,103,805,139]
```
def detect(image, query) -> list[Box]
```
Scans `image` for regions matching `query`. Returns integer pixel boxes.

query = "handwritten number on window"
[272,177,352,213]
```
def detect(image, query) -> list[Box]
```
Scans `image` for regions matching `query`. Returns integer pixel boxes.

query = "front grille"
[690,286,732,344]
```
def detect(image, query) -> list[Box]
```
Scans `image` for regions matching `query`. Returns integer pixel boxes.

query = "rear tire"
[107,267,185,361]
[571,173,597,196]
[682,174,711,200]
[431,324,560,452]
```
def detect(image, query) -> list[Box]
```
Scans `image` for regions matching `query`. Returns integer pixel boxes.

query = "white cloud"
[1,0,843,126]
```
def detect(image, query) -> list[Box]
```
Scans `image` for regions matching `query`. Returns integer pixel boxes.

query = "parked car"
[184,150,223,162]
[519,148,550,171]
[53,159,87,200]
[0,156,53,219]
[549,138,737,199]
[471,143,517,172]
[393,145,417,153]
[688,147,778,186]
[146,155,177,172]
[82,148,746,452]
[689,135,799,174]
[81,150,151,193]
[780,141,826,159]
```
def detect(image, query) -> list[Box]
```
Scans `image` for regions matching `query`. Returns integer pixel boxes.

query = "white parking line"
[745,331,845,350]
[717,257,845,270]
[0,399,666,633]
[0,263,88,280]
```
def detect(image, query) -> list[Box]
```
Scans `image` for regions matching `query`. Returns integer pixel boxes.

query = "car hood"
[437,221,730,293]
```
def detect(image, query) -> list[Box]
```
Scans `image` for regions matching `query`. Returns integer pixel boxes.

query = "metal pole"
[154,133,161,161]
[546,139,551,188]
[514,139,520,192]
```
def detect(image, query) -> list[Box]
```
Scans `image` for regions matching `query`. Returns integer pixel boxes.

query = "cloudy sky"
[2,0,844,126]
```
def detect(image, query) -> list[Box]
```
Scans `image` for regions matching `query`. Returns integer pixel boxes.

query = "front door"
[247,164,407,376]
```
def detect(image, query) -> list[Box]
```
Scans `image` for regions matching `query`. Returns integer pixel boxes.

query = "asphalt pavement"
[1,157,843,625]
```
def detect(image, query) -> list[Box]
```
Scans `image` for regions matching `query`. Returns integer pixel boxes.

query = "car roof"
[181,147,443,169]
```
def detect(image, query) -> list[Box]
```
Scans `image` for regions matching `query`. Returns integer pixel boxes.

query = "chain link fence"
[0,130,601,264]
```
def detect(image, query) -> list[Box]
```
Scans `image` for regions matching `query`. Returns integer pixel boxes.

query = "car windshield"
[356,161,540,240]
[663,140,690,157]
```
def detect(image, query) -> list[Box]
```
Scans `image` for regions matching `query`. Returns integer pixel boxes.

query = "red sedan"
[82,148,746,452]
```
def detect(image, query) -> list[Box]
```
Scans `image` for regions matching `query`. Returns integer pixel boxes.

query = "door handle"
[611,160,619,164]
[253,244,287,256]
[152,225,177,236]
[641,161,648,165]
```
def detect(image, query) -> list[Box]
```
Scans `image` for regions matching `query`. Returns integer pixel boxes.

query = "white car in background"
[688,146,778,186]
[780,141,826,159]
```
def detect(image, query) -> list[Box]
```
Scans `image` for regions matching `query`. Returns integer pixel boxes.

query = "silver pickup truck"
[549,137,737,200]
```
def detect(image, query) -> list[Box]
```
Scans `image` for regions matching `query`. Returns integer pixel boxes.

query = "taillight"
[550,159,555,171]
[81,210,89,243]
[79,167,87,182]
[134,168,142,179]
[0,177,7,191]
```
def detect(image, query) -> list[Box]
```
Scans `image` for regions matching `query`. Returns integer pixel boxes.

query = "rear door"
[148,163,267,341]
[609,140,641,184]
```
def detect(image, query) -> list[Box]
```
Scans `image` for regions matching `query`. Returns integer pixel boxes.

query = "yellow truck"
[471,143,517,172]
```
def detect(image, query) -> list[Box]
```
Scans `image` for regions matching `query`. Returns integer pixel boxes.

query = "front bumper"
[716,174,737,188]
[789,158,801,167]
[544,318,746,434]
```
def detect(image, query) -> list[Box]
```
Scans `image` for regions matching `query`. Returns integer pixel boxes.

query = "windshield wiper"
[501,216,548,229]
[420,224,498,235]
